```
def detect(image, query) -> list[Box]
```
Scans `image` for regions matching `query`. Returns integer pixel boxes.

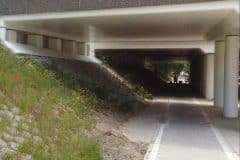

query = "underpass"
[0,0,239,159]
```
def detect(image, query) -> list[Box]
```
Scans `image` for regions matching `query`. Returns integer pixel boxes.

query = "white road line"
[193,99,239,160]
[144,124,166,160]
[144,98,171,160]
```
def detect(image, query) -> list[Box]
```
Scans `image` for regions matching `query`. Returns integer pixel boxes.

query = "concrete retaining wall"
[48,38,62,52]
[28,56,144,112]
[27,35,44,48]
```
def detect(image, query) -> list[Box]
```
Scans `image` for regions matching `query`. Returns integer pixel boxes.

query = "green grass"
[0,45,102,160]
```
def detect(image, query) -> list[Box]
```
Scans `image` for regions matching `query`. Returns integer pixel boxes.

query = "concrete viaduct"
[0,0,239,118]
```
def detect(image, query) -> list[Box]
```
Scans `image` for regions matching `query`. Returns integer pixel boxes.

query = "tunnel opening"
[96,49,205,98]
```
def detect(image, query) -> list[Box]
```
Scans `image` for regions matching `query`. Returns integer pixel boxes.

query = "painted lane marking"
[193,99,239,160]
[144,124,166,160]
[144,98,171,160]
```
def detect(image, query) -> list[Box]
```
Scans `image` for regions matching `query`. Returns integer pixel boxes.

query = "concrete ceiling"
[2,0,239,42]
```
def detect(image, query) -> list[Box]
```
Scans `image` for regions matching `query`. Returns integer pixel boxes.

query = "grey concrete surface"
[123,97,240,160]
[0,0,222,15]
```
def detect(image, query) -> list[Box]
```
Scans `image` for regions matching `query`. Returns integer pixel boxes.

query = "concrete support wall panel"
[224,36,239,118]
[16,32,27,44]
[214,41,225,108]
[48,38,62,52]
[72,42,78,54]
[27,35,44,48]
[203,54,214,99]
[6,30,17,42]
[62,40,78,54]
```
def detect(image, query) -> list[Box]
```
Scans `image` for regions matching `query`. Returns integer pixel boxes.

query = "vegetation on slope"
[0,46,102,159]
[101,56,153,100]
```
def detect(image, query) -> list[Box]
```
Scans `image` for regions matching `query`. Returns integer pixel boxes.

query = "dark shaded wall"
[1,0,222,15]
[97,52,145,69]
[190,55,204,96]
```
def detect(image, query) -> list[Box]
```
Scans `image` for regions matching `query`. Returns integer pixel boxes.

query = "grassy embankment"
[0,45,102,159]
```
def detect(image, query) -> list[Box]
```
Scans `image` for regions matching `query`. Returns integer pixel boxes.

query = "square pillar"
[214,40,225,108]
[203,54,214,99]
[224,35,239,118]
[27,34,44,48]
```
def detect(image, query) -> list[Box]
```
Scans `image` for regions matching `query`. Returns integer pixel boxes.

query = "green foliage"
[134,85,153,100]
[0,45,102,159]
[182,63,190,74]
[144,59,190,81]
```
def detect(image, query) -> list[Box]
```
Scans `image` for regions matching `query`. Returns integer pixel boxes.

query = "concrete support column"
[224,36,239,118]
[27,35,44,48]
[48,38,62,52]
[203,54,214,99]
[214,41,225,108]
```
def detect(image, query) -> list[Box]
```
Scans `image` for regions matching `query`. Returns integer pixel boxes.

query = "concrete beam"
[92,41,214,53]
[27,34,44,48]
